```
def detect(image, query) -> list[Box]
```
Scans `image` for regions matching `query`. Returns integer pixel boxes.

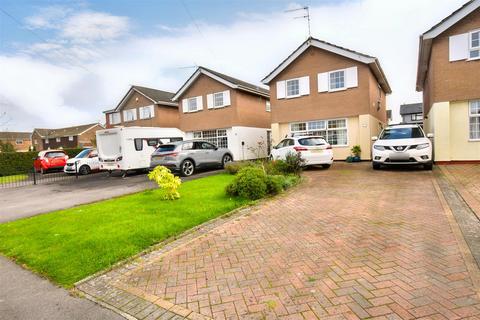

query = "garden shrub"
[227,166,267,200]
[224,161,255,175]
[147,166,182,200]
[283,152,306,175]
[282,175,300,189]
[265,175,285,195]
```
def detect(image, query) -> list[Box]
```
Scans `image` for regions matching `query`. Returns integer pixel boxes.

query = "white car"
[64,148,100,175]
[270,135,334,168]
[372,124,433,170]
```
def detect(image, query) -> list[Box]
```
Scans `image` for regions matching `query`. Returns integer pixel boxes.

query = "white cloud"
[0,0,468,130]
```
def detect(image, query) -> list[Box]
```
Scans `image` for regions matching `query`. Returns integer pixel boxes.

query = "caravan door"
[134,138,151,169]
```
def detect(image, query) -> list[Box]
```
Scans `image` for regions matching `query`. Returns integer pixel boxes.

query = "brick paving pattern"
[78,163,480,319]
[441,165,480,219]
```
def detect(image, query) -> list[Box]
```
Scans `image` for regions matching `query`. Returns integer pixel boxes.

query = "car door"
[199,142,219,165]
[271,140,286,159]
[282,139,295,158]
[192,141,208,167]
[88,150,100,170]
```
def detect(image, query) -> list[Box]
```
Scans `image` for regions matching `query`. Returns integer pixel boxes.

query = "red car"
[34,150,69,174]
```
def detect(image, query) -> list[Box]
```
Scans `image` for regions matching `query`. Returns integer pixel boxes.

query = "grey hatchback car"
[150,140,233,176]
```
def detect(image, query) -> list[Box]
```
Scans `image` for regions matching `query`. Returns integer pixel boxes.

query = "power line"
[0,7,91,72]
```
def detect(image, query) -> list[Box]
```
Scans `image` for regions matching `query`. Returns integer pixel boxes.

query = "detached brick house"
[172,66,271,160]
[32,123,103,150]
[104,85,179,129]
[262,37,391,160]
[399,103,424,125]
[0,132,32,152]
[416,0,480,162]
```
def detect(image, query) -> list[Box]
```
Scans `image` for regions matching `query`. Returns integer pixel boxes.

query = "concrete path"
[78,163,480,319]
[0,256,124,320]
[0,170,221,223]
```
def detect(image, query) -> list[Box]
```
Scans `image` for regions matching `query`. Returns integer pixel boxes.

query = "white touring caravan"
[96,127,184,175]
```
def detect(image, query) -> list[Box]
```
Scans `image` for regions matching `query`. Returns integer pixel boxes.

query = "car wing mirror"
[427,133,434,138]
[371,136,378,141]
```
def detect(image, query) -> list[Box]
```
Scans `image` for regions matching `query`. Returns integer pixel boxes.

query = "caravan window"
[134,138,143,151]
[147,139,158,147]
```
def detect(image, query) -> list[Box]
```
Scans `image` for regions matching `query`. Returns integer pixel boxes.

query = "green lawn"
[0,174,251,287]
[0,174,28,184]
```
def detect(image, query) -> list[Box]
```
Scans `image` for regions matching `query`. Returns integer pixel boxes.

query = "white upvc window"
[188,97,198,112]
[109,112,121,125]
[192,129,228,149]
[286,78,300,97]
[55,137,61,142]
[470,100,480,140]
[411,114,423,121]
[290,118,348,146]
[266,101,271,112]
[329,70,346,91]
[139,105,155,119]
[123,109,137,122]
[213,92,224,107]
[470,30,480,59]
[68,136,74,141]
[45,138,49,144]
[15,139,22,145]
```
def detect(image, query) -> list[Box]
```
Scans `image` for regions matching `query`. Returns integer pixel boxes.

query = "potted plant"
[351,145,361,162]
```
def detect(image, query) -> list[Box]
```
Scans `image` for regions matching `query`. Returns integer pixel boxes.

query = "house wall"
[424,101,480,161]
[42,136,78,150]
[178,74,270,132]
[271,114,383,161]
[32,131,44,150]
[105,91,179,129]
[0,137,32,152]
[423,8,480,115]
[78,124,103,147]
[268,46,387,124]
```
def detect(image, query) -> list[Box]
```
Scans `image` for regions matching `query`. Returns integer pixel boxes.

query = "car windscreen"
[155,144,176,152]
[46,152,65,158]
[379,128,424,140]
[298,137,326,146]
[75,149,91,158]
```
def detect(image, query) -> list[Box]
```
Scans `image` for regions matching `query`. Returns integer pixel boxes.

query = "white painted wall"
[229,126,269,161]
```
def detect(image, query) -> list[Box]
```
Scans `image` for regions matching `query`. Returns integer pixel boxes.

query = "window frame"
[191,129,228,149]
[187,97,198,112]
[290,118,348,147]
[68,136,74,141]
[123,109,137,122]
[15,139,23,145]
[45,138,49,144]
[134,138,143,151]
[109,112,121,125]
[56,137,61,143]
[411,113,423,121]
[285,78,301,98]
[469,29,480,60]
[213,92,224,108]
[266,101,271,112]
[469,100,480,141]
[139,105,154,120]
[328,69,347,92]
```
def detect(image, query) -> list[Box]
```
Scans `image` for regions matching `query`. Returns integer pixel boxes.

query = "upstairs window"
[286,79,300,97]
[470,30,480,59]
[329,70,346,91]
[56,137,61,142]
[15,139,23,145]
[109,112,121,125]
[470,100,480,140]
[123,109,137,122]
[266,101,271,112]
[139,105,154,119]
[188,97,198,112]
[213,92,224,107]
[68,136,74,141]
[411,114,423,121]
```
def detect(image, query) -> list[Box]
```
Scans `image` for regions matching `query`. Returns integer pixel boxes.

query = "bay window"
[290,118,348,146]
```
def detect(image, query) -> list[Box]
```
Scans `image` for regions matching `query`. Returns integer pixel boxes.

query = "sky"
[0,0,469,131]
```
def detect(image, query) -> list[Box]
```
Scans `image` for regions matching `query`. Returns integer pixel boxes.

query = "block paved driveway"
[79,163,480,319]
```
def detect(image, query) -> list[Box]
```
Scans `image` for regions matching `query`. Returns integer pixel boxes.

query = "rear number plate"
[311,149,323,153]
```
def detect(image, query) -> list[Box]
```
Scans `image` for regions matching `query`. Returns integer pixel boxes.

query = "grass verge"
[0,174,250,287]
[0,174,28,184]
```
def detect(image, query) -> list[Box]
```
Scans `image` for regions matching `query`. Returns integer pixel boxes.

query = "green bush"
[282,175,300,189]
[148,166,182,200]
[226,166,267,200]
[283,152,306,175]
[265,175,285,195]
[0,148,85,176]
[224,161,255,175]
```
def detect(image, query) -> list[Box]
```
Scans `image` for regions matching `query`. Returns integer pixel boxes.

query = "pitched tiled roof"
[400,103,423,115]
[0,131,31,140]
[172,67,269,101]
[132,85,175,103]
[199,67,270,96]
[261,36,391,94]
[34,123,102,138]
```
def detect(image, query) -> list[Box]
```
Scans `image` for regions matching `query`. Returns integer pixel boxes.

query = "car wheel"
[79,165,91,175]
[321,164,331,169]
[222,154,232,168]
[180,159,195,177]
[372,162,381,170]
[423,162,433,171]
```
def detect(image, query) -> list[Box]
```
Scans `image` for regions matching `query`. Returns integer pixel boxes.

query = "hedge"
[0,148,85,176]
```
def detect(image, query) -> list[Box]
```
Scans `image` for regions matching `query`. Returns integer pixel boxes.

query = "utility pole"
[285,6,311,38]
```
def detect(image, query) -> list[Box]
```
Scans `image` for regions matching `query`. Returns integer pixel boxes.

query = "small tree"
[148,166,182,200]
[247,137,267,159]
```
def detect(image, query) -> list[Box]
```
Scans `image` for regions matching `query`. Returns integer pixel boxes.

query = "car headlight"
[416,143,430,150]
[373,145,386,151]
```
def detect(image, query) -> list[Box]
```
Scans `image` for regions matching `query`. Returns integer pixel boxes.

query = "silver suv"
[150,140,233,176]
